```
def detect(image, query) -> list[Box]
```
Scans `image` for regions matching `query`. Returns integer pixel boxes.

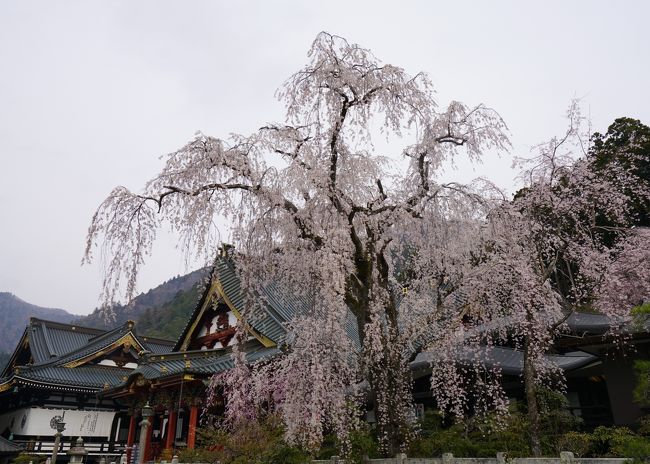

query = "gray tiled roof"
[27,320,105,364]
[2,318,175,392]
[0,436,22,454]
[566,312,615,334]
[217,258,288,345]
[4,318,174,374]
[175,257,360,350]
[411,346,598,376]
[143,339,177,354]
[132,345,280,381]
[42,323,138,367]
[15,365,132,391]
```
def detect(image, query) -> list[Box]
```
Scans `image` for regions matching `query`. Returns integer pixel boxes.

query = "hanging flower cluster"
[85,33,649,455]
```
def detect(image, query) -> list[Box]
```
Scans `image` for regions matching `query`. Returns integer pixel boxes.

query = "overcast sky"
[1,1,649,315]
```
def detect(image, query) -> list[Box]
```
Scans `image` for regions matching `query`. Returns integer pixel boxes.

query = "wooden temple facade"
[0,318,174,459]
[0,255,293,463]
[98,257,287,462]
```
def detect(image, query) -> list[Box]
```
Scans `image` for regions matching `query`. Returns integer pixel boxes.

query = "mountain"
[75,267,210,336]
[0,268,210,365]
[134,284,205,341]
[0,292,76,354]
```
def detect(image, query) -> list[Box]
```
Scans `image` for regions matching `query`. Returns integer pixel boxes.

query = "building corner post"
[187,405,198,449]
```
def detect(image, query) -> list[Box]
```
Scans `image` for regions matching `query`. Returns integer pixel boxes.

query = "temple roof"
[18,319,106,364]
[132,344,279,381]
[100,341,280,397]
[411,346,599,377]
[174,257,360,352]
[11,365,133,393]
[2,261,645,397]
[0,436,22,454]
[0,318,175,393]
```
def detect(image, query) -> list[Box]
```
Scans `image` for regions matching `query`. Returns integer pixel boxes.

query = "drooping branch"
[142,182,259,211]
[86,32,519,455]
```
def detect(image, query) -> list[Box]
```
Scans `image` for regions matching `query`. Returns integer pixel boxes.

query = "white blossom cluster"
[85,34,649,454]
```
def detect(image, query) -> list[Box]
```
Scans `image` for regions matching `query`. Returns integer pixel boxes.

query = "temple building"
[0,318,173,460]
[98,257,287,462]
[0,254,647,462]
[411,312,650,428]
[0,257,294,463]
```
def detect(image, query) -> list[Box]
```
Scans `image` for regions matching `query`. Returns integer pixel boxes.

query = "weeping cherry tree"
[450,104,650,455]
[84,33,510,454]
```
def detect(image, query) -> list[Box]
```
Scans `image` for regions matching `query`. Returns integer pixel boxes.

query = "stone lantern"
[67,437,88,464]
[49,414,66,464]
[137,402,154,464]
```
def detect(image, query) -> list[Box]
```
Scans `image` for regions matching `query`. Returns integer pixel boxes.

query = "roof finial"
[219,243,234,258]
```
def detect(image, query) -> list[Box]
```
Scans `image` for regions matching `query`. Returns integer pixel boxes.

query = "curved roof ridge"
[28,317,106,335]
[40,321,58,357]
[87,320,135,343]
[31,323,141,368]
[173,262,219,351]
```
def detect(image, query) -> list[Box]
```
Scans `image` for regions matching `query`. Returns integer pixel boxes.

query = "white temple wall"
[0,407,116,437]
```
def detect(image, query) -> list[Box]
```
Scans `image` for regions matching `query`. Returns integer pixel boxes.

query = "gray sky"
[1,1,649,315]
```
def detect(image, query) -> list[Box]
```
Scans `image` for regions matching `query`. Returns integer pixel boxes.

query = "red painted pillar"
[165,410,177,450]
[126,415,137,463]
[143,416,154,461]
[187,406,198,449]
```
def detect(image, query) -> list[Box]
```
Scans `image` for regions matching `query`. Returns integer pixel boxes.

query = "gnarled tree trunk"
[523,334,542,457]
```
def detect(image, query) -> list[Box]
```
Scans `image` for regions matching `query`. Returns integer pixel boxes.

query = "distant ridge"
[0,267,210,371]
[74,267,210,334]
[0,292,75,354]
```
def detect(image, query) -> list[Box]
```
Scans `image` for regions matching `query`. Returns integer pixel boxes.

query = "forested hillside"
[75,268,209,339]
[134,285,204,340]
[0,267,209,363]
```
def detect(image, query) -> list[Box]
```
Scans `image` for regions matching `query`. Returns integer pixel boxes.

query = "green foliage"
[634,360,650,406]
[408,409,531,458]
[74,268,207,337]
[632,302,650,335]
[194,419,379,464]
[11,454,45,464]
[590,117,650,227]
[314,425,381,463]
[192,416,310,464]
[590,426,636,456]
[177,446,221,463]
[556,427,650,460]
[638,415,650,436]
[346,426,381,462]
[136,286,200,339]
[535,388,583,447]
[314,433,339,461]
[615,435,650,463]
[264,444,311,464]
[555,431,592,457]
[633,302,650,316]
[188,413,650,461]
[410,395,585,458]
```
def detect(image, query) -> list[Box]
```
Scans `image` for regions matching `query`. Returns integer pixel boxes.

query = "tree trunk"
[367,326,412,457]
[523,335,542,457]
[345,248,415,456]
